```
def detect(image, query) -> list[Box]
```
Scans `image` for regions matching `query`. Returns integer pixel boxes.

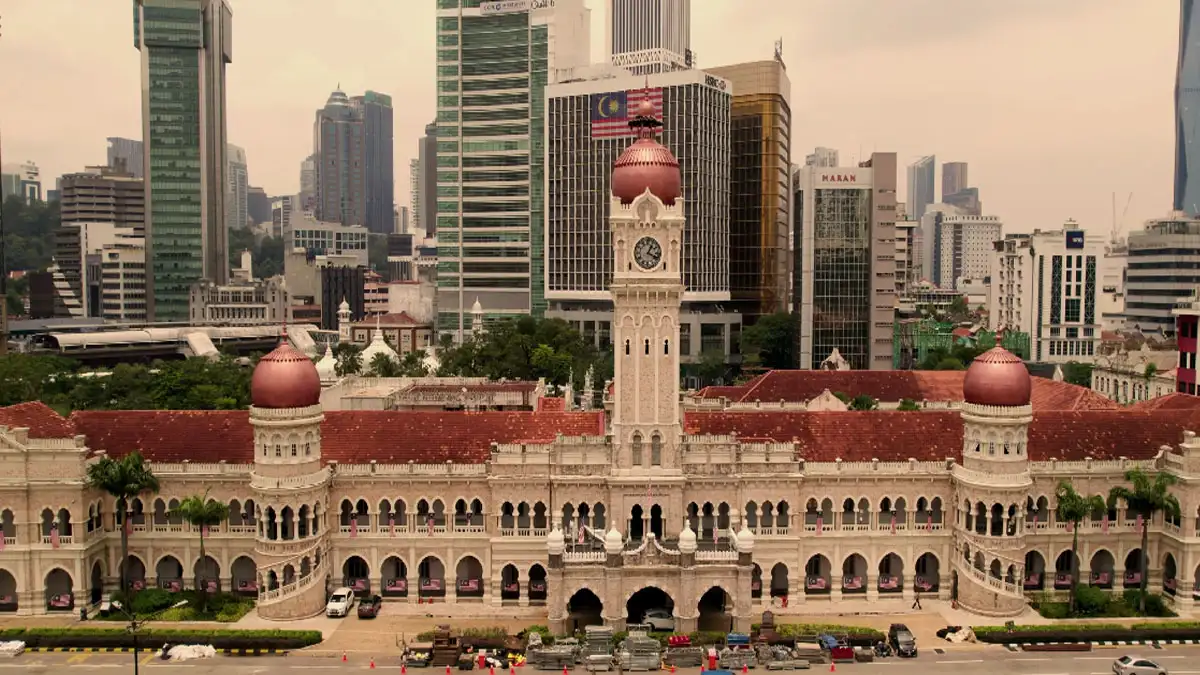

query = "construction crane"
[1111,191,1133,244]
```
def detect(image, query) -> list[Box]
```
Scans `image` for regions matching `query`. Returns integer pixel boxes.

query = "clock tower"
[609,97,685,474]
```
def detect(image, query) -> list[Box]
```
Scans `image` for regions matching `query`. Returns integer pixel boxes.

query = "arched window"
[305,443,311,456]
[663,339,669,355]
[631,433,643,467]
[644,339,650,355]
[625,340,630,356]
[651,434,662,466]
[275,445,282,457]
[291,443,297,457]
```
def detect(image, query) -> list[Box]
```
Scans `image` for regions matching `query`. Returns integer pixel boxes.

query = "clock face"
[633,236,662,270]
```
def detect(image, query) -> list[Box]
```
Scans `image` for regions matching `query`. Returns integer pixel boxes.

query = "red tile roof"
[406,382,537,394]
[685,408,1200,462]
[68,409,604,465]
[722,370,1118,411]
[695,386,749,400]
[1131,393,1200,411]
[0,402,77,438]
[537,397,566,412]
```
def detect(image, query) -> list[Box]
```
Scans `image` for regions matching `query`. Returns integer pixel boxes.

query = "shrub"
[1122,590,1173,617]
[101,590,254,623]
[1074,584,1111,616]
[0,627,321,650]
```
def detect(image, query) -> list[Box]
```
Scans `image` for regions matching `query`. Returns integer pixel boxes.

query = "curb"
[222,648,288,656]
[23,647,288,656]
[1006,639,1200,648]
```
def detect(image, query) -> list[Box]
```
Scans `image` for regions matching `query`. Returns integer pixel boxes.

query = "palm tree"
[1054,481,1106,614]
[1108,469,1182,613]
[172,490,230,613]
[84,451,160,598]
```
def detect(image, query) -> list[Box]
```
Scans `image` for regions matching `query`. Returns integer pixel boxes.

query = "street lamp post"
[114,599,187,675]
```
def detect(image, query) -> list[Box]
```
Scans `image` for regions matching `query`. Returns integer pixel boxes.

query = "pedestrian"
[912,591,922,610]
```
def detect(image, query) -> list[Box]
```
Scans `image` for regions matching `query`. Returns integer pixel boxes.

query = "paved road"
[3,648,1200,674]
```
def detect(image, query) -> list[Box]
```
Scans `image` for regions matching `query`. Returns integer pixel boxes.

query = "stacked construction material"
[431,628,461,668]
[527,634,580,671]
[581,625,614,671]
[719,634,756,671]
[663,634,703,667]
[617,631,662,672]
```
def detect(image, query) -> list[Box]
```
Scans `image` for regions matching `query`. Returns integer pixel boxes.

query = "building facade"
[285,216,369,269]
[804,147,838,168]
[227,144,249,230]
[1176,289,1200,394]
[416,121,437,237]
[906,156,935,220]
[605,0,691,74]
[1125,211,1200,335]
[0,162,42,202]
[793,155,897,371]
[314,90,366,227]
[1091,345,1179,403]
[942,162,968,198]
[929,213,1002,291]
[10,97,1200,628]
[99,243,148,322]
[435,0,591,338]
[354,91,395,235]
[188,278,289,326]
[989,226,1103,363]
[1177,0,1200,214]
[105,138,144,179]
[136,0,233,321]
[708,58,792,322]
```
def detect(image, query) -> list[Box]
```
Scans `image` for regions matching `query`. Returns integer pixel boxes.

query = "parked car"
[357,594,383,619]
[643,608,675,631]
[888,624,917,657]
[1113,655,1167,675]
[326,587,355,618]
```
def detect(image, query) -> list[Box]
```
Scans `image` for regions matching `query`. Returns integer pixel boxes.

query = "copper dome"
[251,338,322,409]
[962,339,1031,407]
[611,97,681,205]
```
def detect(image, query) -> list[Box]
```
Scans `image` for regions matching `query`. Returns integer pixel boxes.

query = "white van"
[326,587,354,617]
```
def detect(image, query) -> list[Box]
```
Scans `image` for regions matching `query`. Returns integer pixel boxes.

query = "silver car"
[1113,655,1167,675]
[642,608,675,632]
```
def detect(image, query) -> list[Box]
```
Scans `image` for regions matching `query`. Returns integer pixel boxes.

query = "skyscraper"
[942,161,968,198]
[299,155,317,212]
[906,155,935,220]
[606,0,691,73]
[353,91,395,235]
[435,0,590,338]
[709,58,792,322]
[314,89,365,227]
[106,137,144,178]
[409,157,422,235]
[1177,0,1200,213]
[805,147,839,168]
[135,0,233,321]
[416,121,437,236]
[227,143,249,230]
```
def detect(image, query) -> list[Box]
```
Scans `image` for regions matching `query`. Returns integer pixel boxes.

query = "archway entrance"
[90,561,103,604]
[342,556,370,595]
[626,587,674,627]
[0,569,16,612]
[697,586,732,632]
[566,588,603,633]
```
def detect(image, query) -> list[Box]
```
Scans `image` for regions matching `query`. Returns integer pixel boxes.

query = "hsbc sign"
[480,0,554,15]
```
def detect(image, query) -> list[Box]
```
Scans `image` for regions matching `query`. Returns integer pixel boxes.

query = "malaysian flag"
[50,522,60,549]
[350,515,358,538]
[1102,513,1109,534]
[589,88,663,139]
[389,514,395,537]
[815,515,823,536]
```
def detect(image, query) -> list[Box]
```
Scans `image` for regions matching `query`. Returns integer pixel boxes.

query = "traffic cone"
[403,666,408,675]
[447,667,452,675]
[342,652,348,662]
[829,661,835,672]
[491,667,496,675]
[371,658,376,670]
[743,666,748,675]
[671,667,676,674]
[511,666,516,675]
[564,666,570,675]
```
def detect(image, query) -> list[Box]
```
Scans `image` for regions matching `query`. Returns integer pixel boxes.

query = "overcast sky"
[0,0,1179,235]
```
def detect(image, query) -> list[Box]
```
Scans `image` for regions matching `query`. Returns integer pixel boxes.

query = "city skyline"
[0,0,1179,234]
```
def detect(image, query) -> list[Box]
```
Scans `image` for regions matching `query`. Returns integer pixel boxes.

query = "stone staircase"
[953,531,1026,616]
[257,543,331,620]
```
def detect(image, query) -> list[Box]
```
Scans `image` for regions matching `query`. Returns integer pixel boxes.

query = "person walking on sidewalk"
[912,591,922,610]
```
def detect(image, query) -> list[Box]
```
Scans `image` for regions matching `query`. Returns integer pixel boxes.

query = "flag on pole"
[350,515,358,538]
[427,514,434,536]
[389,514,395,537]
[1102,513,1110,534]
[578,525,585,544]
[926,514,932,531]
[589,88,664,139]
[816,515,823,536]
[50,522,60,549]
[890,513,896,535]
[1137,513,1144,531]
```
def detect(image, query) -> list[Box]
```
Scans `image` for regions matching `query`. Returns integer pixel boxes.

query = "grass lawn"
[94,589,254,623]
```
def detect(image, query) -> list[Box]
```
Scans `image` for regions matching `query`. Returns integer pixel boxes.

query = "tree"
[396,350,429,377]
[740,312,797,370]
[436,316,607,386]
[84,452,160,597]
[172,490,229,613]
[897,398,920,411]
[849,394,878,410]
[1108,469,1181,613]
[369,352,400,377]
[0,353,76,406]
[334,344,363,377]
[1054,481,1106,614]
[694,349,728,386]
[1062,362,1094,388]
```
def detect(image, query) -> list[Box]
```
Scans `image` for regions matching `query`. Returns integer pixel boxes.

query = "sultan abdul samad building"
[6,102,1200,630]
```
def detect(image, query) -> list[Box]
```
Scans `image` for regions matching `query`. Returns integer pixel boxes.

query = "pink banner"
[1066,520,1073,533]
[1102,514,1109,534]
[389,515,395,537]
[50,523,60,549]
[201,525,209,538]
[816,515,823,536]
[124,516,132,536]
[578,526,585,544]
[427,516,434,536]
[350,516,358,538]
[1137,514,1144,530]
[926,514,932,531]
[890,515,896,535]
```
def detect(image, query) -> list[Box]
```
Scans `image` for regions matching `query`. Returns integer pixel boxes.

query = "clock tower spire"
[609,95,685,474]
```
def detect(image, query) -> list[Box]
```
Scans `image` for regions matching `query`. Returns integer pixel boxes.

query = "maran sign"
[480,0,554,15]
[820,174,858,183]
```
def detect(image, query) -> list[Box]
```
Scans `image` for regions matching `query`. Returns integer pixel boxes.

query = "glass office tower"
[1176,0,1200,213]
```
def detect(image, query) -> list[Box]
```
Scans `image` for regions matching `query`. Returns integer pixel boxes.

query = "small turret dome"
[547,526,565,555]
[315,345,337,384]
[735,522,755,553]
[604,527,623,554]
[251,333,322,409]
[678,521,697,554]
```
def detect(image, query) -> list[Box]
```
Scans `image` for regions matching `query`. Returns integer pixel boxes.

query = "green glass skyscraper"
[434,0,590,339]
[135,0,232,322]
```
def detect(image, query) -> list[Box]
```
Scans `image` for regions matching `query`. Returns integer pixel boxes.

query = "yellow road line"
[66,653,91,664]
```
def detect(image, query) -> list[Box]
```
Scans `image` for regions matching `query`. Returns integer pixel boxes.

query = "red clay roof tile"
[70,410,253,461]
[1131,393,1200,411]
[0,402,76,438]
[537,397,566,412]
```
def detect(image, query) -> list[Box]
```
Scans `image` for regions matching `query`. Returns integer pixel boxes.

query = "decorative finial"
[994,332,1003,348]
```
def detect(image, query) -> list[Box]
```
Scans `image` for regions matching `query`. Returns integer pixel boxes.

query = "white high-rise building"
[606,0,691,74]
[989,224,1104,363]
[408,157,421,235]
[227,143,249,229]
[926,212,1002,290]
[804,147,839,168]
[906,155,935,220]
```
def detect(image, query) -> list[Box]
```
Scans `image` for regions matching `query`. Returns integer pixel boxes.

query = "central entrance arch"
[626,586,674,626]
[567,588,603,633]
[697,586,732,632]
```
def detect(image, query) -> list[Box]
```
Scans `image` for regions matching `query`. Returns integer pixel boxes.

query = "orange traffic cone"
[491,667,496,675]
[829,661,836,672]
[342,652,348,662]
[371,658,376,670]
[743,666,748,675]
[403,666,408,675]
[564,666,570,675]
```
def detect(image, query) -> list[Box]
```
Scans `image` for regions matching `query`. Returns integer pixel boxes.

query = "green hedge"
[751,623,884,640]
[0,627,322,650]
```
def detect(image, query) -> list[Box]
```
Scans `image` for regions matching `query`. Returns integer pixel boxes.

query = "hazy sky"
[0,0,1180,235]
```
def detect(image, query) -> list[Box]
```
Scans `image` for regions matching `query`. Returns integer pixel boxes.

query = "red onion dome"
[611,98,681,205]
[251,334,322,409]
[962,336,1032,407]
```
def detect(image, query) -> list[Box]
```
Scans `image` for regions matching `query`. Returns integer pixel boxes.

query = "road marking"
[1076,657,1116,660]
[67,653,91,664]
[1012,658,1052,661]
[936,660,984,664]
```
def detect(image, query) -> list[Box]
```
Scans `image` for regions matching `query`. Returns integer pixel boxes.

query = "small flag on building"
[389,514,395,537]
[350,515,358,538]
[50,522,60,549]
[816,515,823,536]
[1102,513,1109,534]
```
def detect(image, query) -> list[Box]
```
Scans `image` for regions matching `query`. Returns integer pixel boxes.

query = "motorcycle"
[873,642,893,658]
